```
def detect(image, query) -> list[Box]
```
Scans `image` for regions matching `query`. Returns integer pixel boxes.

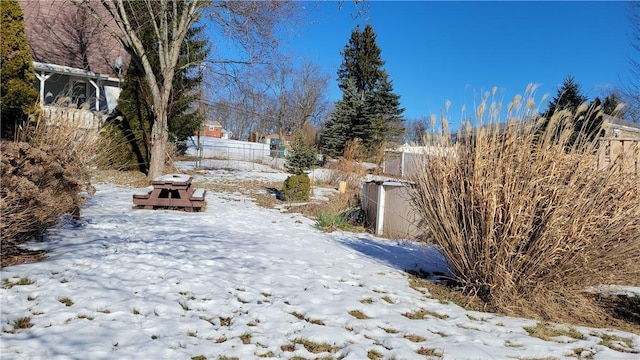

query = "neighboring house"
[200,120,230,139]
[19,0,129,130]
[263,134,293,149]
[202,120,223,138]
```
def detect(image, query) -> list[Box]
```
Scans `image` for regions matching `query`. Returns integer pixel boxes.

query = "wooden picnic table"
[132,174,206,212]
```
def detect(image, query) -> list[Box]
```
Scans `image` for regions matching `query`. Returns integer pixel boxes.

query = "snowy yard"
[1,160,639,359]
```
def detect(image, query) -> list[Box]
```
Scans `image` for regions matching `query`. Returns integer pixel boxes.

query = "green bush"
[285,129,317,175]
[282,174,310,201]
[1,0,38,139]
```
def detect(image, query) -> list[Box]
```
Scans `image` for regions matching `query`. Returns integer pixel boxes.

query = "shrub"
[410,90,640,326]
[282,174,310,201]
[285,129,317,175]
[1,118,96,262]
[0,0,38,139]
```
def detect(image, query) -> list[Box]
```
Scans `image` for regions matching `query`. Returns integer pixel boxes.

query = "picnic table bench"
[132,174,206,212]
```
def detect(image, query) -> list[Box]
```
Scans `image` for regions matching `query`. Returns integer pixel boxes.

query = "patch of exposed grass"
[592,332,636,353]
[2,277,34,289]
[360,297,373,304]
[315,211,351,232]
[405,334,426,342]
[291,338,341,354]
[77,314,94,320]
[524,322,583,342]
[367,350,383,359]
[569,347,594,359]
[416,347,442,357]
[219,317,231,327]
[280,343,295,352]
[381,295,394,304]
[348,309,370,319]
[381,326,399,334]
[257,350,275,358]
[289,311,325,325]
[240,332,251,344]
[408,275,493,313]
[402,308,448,320]
[505,340,524,348]
[58,297,74,307]
[191,356,206,360]
[11,316,33,330]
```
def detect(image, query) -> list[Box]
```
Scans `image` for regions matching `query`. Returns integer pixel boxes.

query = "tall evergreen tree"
[602,92,624,116]
[1,0,38,140]
[541,76,604,147]
[322,24,404,157]
[101,3,208,173]
[543,75,589,117]
[321,78,366,157]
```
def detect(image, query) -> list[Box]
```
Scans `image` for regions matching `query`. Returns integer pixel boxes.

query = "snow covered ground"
[1,160,639,359]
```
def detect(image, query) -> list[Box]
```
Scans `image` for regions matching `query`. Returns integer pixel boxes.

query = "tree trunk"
[148,105,168,179]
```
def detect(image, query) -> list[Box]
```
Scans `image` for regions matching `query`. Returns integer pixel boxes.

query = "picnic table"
[132,174,206,212]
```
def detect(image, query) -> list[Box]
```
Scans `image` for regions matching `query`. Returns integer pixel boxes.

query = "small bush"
[1,118,96,262]
[282,174,310,201]
[410,89,640,326]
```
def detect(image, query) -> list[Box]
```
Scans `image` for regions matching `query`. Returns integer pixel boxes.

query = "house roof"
[33,62,121,85]
[603,114,640,132]
[205,120,222,127]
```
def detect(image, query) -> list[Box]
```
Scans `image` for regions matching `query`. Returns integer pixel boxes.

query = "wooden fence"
[597,138,640,176]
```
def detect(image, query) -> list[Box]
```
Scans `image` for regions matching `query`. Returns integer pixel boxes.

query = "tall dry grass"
[1,115,98,253]
[410,89,640,324]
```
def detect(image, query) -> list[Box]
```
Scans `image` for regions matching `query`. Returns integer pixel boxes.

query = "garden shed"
[361,178,423,239]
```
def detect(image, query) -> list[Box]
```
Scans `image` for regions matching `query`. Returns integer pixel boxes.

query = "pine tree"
[1,0,38,139]
[101,3,208,173]
[542,76,603,148]
[322,24,404,157]
[285,129,317,175]
[602,92,623,116]
[543,75,589,117]
[321,78,366,157]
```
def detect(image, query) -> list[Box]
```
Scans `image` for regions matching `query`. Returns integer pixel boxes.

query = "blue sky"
[280,1,633,131]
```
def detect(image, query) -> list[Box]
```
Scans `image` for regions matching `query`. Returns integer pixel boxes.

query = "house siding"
[19,0,128,78]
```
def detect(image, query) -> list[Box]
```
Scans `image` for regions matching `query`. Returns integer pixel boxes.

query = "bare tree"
[291,62,330,129]
[405,116,431,145]
[73,0,300,178]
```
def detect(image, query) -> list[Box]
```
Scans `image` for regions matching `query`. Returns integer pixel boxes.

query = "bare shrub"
[410,92,640,326]
[1,117,97,260]
[325,139,368,191]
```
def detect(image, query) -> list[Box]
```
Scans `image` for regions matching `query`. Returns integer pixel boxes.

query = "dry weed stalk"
[410,91,640,325]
